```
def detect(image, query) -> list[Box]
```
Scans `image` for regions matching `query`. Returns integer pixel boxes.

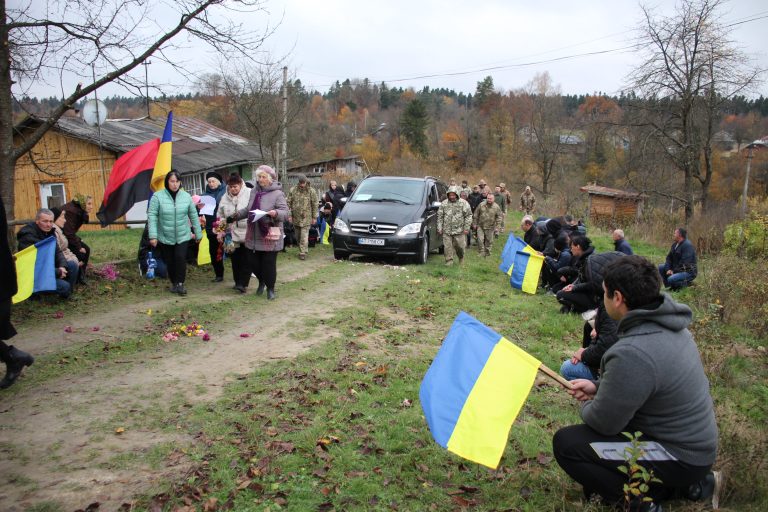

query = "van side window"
[429,184,438,204]
[436,183,447,201]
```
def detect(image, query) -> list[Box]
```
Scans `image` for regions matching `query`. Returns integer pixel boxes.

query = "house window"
[40,183,66,209]
[181,173,205,196]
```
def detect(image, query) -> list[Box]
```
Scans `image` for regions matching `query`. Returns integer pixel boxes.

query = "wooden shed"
[13,114,263,229]
[580,184,646,225]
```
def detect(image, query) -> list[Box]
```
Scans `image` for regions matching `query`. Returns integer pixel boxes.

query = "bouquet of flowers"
[162,321,208,342]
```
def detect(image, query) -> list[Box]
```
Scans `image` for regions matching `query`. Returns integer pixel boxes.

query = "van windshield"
[350,179,423,205]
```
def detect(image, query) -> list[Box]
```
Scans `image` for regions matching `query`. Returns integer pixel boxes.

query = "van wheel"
[416,236,429,264]
[334,250,349,260]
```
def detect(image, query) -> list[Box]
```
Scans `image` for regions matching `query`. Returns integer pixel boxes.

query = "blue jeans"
[560,360,597,381]
[658,264,694,290]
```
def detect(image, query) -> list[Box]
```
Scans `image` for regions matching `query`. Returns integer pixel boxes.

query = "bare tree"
[1,0,273,229]
[524,72,568,196]
[625,0,761,221]
[219,61,308,168]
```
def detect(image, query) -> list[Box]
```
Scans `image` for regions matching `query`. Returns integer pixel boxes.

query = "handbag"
[266,226,281,241]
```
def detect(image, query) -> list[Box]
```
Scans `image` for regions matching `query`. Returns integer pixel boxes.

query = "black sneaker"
[685,470,722,509]
[169,284,179,294]
[177,283,187,296]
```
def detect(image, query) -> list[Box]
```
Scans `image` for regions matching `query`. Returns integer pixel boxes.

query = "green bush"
[723,213,768,258]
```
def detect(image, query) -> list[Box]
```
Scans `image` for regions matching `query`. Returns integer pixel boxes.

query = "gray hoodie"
[581,293,718,466]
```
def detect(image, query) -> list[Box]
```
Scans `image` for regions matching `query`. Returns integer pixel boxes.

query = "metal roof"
[16,114,263,175]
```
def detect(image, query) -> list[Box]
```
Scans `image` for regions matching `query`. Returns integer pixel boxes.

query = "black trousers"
[556,289,597,313]
[75,240,90,272]
[553,424,710,507]
[230,245,251,288]
[206,229,224,278]
[247,250,278,289]
[158,241,190,285]
[0,298,16,363]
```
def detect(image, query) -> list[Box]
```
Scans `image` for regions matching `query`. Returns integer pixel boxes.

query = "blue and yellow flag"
[197,230,211,266]
[420,312,541,469]
[317,216,331,245]
[150,112,173,192]
[510,251,545,294]
[498,234,535,275]
[13,237,57,304]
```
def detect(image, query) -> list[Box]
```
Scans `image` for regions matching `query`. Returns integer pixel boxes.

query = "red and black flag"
[96,112,173,226]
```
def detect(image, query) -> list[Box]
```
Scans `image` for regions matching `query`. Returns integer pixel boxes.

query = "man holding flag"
[553,256,720,511]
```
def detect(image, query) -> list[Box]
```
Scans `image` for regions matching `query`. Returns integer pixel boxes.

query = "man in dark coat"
[62,195,92,283]
[17,209,76,298]
[1,197,34,389]
[658,227,697,290]
[203,171,226,282]
[612,229,634,255]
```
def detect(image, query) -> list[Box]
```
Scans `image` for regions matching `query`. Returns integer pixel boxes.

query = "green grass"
[80,227,144,263]
[12,217,767,511]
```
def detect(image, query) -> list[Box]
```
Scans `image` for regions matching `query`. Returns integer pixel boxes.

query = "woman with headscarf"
[227,165,289,300]
[203,171,226,282]
[217,174,251,293]
[147,170,202,296]
[62,194,93,284]
[50,207,82,288]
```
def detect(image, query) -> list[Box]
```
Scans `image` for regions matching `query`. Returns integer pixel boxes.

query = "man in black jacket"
[658,227,697,290]
[16,209,76,298]
[1,197,35,388]
[560,304,618,380]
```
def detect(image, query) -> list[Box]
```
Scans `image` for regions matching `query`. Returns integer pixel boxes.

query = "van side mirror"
[430,201,442,209]
[340,197,348,204]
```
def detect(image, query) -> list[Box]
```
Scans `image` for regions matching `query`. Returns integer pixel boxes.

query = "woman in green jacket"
[148,170,202,295]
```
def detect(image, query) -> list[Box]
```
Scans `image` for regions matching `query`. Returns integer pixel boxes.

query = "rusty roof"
[580,184,647,199]
[15,114,263,175]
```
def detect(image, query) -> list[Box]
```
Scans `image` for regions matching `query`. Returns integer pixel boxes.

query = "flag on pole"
[197,231,211,266]
[420,312,541,469]
[96,112,173,226]
[510,251,545,294]
[498,234,535,275]
[12,237,57,304]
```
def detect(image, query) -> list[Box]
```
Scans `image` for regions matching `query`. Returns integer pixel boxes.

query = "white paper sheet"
[198,195,216,216]
[249,209,268,221]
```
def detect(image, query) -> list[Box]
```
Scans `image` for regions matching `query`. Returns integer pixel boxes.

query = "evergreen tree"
[401,99,429,157]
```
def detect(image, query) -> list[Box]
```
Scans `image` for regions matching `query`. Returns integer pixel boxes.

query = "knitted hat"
[256,165,277,181]
[191,195,202,205]
[205,171,223,183]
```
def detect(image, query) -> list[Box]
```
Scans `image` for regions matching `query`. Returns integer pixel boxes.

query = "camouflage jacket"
[437,198,472,235]
[288,185,319,227]
[473,201,503,230]
[520,191,536,211]
[493,192,507,212]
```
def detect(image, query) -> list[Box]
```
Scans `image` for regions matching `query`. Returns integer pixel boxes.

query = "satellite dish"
[82,99,108,126]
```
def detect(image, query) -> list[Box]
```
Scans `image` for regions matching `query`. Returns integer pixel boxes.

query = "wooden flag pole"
[538,363,574,390]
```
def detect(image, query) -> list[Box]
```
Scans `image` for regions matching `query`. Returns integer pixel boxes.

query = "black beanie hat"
[205,171,223,183]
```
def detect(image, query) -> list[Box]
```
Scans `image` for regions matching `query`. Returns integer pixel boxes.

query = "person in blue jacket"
[148,170,202,296]
[612,229,634,255]
[658,227,697,290]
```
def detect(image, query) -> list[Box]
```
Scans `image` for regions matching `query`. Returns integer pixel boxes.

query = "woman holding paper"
[227,165,289,300]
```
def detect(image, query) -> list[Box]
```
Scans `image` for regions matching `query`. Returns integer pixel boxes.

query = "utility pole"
[91,64,107,191]
[142,60,152,118]
[741,140,768,217]
[281,66,288,184]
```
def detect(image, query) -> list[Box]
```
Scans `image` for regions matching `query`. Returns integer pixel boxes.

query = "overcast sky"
[21,0,768,100]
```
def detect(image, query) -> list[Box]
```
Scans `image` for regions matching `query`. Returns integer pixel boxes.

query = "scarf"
[245,187,271,241]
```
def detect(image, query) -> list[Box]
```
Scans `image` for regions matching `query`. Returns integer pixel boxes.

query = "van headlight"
[397,222,421,236]
[334,218,350,234]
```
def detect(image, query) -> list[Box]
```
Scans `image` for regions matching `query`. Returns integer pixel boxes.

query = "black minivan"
[332,176,447,263]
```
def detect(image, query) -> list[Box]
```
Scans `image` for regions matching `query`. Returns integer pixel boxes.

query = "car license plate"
[358,238,384,246]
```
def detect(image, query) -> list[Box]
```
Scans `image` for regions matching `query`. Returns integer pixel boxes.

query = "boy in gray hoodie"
[553,256,720,511]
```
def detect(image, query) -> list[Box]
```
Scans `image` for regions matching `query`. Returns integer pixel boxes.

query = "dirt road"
[0,257,397,511]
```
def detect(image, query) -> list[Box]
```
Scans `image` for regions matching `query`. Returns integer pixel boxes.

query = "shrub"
[723,213,768,258]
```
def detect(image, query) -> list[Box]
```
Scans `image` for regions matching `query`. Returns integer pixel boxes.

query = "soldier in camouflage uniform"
[499,183,512,231]
[287,175,319,260]
[437,186,472,265]
[473,193,503,257]
[520,186,536,215]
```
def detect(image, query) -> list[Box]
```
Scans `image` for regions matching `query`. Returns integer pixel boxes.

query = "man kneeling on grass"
[552,256,721,512]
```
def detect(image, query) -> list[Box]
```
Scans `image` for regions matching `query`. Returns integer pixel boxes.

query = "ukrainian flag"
[420,312,541,469]
[317,216,331,245]
[12,237,57,304]
[498,234,535,275]
[510,250,545,294]
[150,112,173,192]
